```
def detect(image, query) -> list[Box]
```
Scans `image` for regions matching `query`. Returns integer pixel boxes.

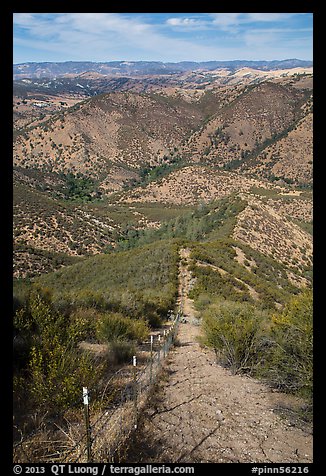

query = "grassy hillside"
[181,82,312,185]
[189,239,301,310]
[13,91,206,193]
[13,79,313,195]
[32,239,180,325]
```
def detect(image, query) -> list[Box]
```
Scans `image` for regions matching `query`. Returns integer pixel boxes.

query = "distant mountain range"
[13,59,313,79]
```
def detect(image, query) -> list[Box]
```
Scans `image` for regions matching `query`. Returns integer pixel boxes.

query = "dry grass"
[232,194,312,284]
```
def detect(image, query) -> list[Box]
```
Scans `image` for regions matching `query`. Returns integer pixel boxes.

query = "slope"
[124,248,312,463]
[181,81,312,185]
[242,111,313,185]
[13,91,206,193]
[31,239,180,325]
[28,188,311,308]
[13,164,312,284]
[118,165,312,278]
[13,166,191,277]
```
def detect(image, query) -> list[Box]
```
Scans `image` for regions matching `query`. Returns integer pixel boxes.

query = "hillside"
[27,214,309,314]
[12,72,313,288]
[14,76,313,200]
[13,162,313,281]
[124,188,312,288]
[181,81,312,184]
[242,112,313,184]
[119,165,275,205]
[13,91,207,192]
[28,182,311,296]
[13,167,172,277]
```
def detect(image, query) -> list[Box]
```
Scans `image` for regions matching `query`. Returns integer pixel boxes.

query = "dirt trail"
[127,248,312,463]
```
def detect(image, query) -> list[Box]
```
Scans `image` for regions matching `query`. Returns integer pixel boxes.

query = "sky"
[13,12,313,64]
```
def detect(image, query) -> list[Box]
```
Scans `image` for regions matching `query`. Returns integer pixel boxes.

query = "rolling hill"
[181,81,312,183]
[12,62,314,463]
[13,91,207,192]
[13,69,313,286]
[14,75,313,193]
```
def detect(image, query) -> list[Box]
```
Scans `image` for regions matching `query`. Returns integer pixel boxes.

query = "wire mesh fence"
[13,310,181,463]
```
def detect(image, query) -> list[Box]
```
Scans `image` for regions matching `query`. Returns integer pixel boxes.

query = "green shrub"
[68,307,100,341]
[36,240,180,323]
[189,239,300,309]
[28,339,103,410]
[96,313,149,344]
[13,278,33,314]
[109,339,136,364]
[262,290,313,400]
[14,292,105,412]
[202,300,268,374]
[194,293,212,311]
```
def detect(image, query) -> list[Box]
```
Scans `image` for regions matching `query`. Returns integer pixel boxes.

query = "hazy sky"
[13,12,313,64]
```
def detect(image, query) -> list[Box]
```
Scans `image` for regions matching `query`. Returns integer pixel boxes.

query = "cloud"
[165,13,301,35]
[208,12,301,33]
[246,13,296,22]
[166,17,209,29]
[13,13,313,63]
[210,13,244,32]
[14,13,157,60]
[14,13,222,62]
[13,13,35,26]
[243,27,313,51]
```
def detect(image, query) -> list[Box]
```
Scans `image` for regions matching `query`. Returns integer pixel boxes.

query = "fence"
[13,310,181,463]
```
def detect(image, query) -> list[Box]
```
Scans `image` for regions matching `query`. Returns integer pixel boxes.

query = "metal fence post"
[83,387,92,462]
[150,335,153,384]
[133,356,138,429]
[163,330,167,357]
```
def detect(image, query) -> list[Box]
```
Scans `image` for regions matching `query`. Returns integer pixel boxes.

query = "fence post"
[83,387,92,463]
[150,335,153,384]
[133,356,138,429]
[163,330,166,357]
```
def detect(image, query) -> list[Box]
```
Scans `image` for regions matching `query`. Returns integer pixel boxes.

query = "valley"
[13,62,313,280]
[13,60,313,464]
